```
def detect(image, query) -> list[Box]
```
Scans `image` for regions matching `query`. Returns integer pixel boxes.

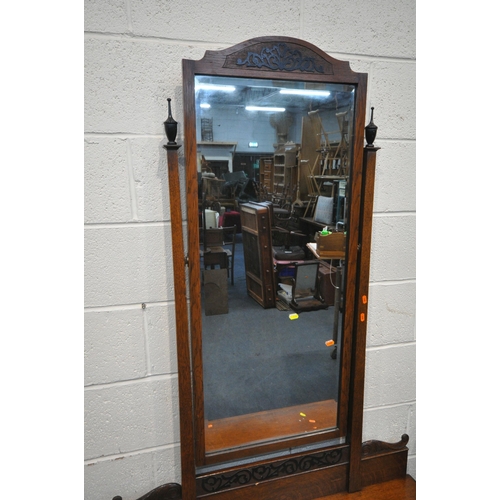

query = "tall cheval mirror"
[163,36,410,500]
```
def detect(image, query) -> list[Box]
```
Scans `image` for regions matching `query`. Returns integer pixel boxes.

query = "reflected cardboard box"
[314,231,346,259]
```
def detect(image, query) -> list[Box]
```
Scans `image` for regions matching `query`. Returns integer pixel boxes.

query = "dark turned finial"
[365,107,378,147]
[164,98,178,145]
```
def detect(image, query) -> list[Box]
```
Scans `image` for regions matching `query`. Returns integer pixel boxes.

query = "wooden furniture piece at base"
[122,435,411,500]
[115,475,415,500]
[195,434,410,499]
[316,476,416,500]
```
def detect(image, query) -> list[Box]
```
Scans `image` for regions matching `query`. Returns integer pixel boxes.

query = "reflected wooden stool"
[203,246,228,270]
[202,247,229,316]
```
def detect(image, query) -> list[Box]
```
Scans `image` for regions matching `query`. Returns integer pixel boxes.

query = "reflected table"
[307,243,343,359]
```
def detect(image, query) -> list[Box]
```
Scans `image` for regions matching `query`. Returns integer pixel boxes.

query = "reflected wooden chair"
[221,224,237,286]
[203,225,237,285]
[263,201,306,261]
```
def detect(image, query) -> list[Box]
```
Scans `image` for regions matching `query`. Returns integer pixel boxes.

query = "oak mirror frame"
[184,36,365,463]
[166,36,409,500]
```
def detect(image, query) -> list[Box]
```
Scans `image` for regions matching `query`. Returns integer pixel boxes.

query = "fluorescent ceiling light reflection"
[279,89,330,97]
[195,83,236,92]
[200,103,211,109]
[245,106,286,112]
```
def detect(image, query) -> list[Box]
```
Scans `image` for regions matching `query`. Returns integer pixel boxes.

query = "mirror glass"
[195,74,355,460]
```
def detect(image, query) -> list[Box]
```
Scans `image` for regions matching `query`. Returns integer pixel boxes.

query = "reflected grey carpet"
[202,239,341,421]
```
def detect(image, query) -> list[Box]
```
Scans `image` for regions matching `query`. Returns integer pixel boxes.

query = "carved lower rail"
[197,446,348,496]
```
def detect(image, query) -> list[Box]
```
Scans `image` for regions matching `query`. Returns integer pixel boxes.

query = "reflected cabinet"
[157,37,410,500]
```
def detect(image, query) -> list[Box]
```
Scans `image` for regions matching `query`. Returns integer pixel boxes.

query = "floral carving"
[236,43,325,73]
[199,448,345,493]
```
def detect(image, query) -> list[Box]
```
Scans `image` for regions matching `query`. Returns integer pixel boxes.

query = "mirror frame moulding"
[141,36,411,500]
[188,52,360,469]
[184,36,366,471]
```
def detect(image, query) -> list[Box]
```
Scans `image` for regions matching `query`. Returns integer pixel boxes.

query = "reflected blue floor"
[201,240,342,421]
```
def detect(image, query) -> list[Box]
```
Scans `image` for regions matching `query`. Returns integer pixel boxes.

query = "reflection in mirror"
[196,74,355,460]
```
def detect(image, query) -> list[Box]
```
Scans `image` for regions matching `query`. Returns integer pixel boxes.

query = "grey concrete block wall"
[84,0,416,498]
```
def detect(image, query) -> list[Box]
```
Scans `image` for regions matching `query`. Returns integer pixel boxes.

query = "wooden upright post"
[347,144,379,492]
[164,97,196,500]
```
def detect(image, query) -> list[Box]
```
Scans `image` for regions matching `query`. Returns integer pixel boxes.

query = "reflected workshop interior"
[196,75,353,454]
